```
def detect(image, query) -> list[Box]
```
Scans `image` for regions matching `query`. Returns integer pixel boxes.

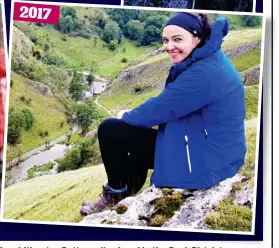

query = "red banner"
[13,2,60,24]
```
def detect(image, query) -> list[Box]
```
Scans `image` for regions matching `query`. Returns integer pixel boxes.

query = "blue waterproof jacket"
[122,17,246,189]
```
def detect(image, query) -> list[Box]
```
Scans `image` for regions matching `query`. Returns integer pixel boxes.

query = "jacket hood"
[166,16,230,84]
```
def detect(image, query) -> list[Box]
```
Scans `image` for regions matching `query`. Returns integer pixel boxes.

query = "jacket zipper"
[184,135,192,173]
[204,129,208,139]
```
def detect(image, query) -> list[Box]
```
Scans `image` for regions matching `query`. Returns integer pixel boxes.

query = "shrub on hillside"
[7,110,26,144]
[107,40,118,51]
[102,22,121,44]
[75,102,95,134]
[121,57,128,63]
[61,35,67,42]
[241,16,262,27]
[43,50,70,68]
[21,108,35,130]
[57,138,99,172]
[22,57,49,81]
[44,65,72,92]
[32,45,45,60]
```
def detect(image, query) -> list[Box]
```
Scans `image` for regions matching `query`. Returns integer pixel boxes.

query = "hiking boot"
[80,184,129,216]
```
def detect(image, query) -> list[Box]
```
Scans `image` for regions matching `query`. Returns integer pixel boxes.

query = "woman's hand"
[117,109,130,119]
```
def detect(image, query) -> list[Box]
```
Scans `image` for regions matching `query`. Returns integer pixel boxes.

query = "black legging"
[97,118,157,194]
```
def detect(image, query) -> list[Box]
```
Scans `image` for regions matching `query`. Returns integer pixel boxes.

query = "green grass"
[231,48,261,72]
[98,39,156,78]
[38,25,116,67]
[4,165,107,222]
[99,84,259,121]
[245,84,259,121]
[222,29,262,51]
[37,25,155,78]
[3,126,257,225]
[7,72,71,160]
[205,198,252,231]
[99,90,161,111]
[27,161,55,180]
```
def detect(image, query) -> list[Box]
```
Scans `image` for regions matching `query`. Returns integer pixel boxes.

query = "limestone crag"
[240,65,260,86]
[81,174,254,229]
[25,81,53,97]
[233,181,254,208]
[225,41,261,60]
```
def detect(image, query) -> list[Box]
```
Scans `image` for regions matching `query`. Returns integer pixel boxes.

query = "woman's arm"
[122,68,210,128]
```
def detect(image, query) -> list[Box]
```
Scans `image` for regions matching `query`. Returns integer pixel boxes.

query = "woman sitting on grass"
[80,13,246,216]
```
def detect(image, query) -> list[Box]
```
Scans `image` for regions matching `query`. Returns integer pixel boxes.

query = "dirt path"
[94,96,113,117]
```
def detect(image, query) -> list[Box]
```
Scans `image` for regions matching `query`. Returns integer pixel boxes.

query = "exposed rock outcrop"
[225,41,261,60]
[12,26,34,62]
[25,81,53,97]
[240,65,260,86]
[81,174,244,229]
[233,180,254,208]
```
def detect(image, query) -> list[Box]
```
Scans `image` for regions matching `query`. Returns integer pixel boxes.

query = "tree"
[144,15,168,29]
[32,45,45,60]
[21,108,35,130]
[87,61,99,86]
[69,82,85,101]
[141,25,161,45]
[126,20,144,41]
[61,7,77,19]
[107,9,139,29]
[241,16,262,27]
[57,138,98,172]
[22,57,49,81]
[7,110,26,145]
[141,15,168,45]
[59,15,75,33]
[46,65,71,92]
[102,22,121,44]
[107,40,118,51]
[92,11,108,29]
[75,102,95,135]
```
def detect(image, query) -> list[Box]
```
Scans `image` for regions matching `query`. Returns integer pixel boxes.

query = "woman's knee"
[98,118,126,139]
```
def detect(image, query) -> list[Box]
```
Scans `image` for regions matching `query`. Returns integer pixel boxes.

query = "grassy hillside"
[4,165,107,222]
[222,28,262,51]
[3,126,257,225]
[31,25,156,78]
[7,73,71,160]
[231,48,261,72]
[99,84,259,121]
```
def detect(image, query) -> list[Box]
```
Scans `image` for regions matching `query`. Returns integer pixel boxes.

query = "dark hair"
[198,14,211,39]
[195,14,211,46]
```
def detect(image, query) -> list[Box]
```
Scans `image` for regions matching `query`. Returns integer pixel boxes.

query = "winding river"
[7,78,109,186]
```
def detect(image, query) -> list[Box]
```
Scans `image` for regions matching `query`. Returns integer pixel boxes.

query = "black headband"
[164,12,204,38]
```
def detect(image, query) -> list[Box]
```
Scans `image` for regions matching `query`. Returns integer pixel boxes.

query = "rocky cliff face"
[12,26,34,63]
[226,41,261,60]
[81,174,253,230]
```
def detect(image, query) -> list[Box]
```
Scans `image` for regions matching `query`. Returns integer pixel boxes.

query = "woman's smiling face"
[162,25,201,64]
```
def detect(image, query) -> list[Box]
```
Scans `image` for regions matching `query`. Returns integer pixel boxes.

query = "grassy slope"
[4,126,257,225]
[222,28,262,51]
[38,25,155,77]
[99,84,259,121]
[38,25,116,67]
[231,48,261,72]
[7,73,71,160]
[245,85,259,121]
[4,165,107,222]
